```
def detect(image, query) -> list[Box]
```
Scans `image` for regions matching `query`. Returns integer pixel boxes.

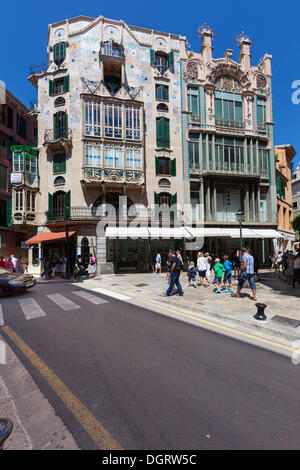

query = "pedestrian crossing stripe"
[46,293,82,311]
[18,297,47,320]
[71,291,108,305]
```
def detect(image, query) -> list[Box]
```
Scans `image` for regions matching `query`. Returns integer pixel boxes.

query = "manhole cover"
[135,284,148,287]
[271,316,300,328]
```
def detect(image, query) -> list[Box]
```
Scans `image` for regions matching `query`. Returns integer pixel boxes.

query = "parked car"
[0,268,36,297]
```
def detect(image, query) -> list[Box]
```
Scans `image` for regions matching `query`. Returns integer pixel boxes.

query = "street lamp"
[235,209,244,260]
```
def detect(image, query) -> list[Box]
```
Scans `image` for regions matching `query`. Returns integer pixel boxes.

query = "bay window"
[215,91,243,127]
[15,189,23,211]
[84,101,101,136]
[104,144,123,168]
[125,106,141,140]
[126,146,142,169]
[85,142,102,167]
[104,103,122,138]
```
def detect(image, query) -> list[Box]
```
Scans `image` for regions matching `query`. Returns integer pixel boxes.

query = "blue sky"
[1,0,300,165]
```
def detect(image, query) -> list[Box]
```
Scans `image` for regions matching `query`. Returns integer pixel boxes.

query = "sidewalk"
[80,269,300,345]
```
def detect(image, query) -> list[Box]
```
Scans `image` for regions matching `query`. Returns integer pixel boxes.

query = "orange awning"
[25,231,76,244]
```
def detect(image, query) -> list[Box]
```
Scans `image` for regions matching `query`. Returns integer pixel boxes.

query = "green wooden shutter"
[48,193,53,221]
[54,42,66,61]
[49,79,54,96]
[156,118,162,148]
[164,119,170,148]
[163,86,169,101]
[170,193,177,221]
[168,51,175,68]
[6,200,12,227]
[54,113,60,140]
[63,112,68,138]
[154,192,159,219]
[150,49,155,65]
[119,45,124,57]
[63,75,69,93]
[170,158,176,176]
[155,157,160,175]
[65,190,71,218]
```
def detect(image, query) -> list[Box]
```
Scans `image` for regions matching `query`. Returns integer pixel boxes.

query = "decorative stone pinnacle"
[235,31,253,45]
[196,22,215,38]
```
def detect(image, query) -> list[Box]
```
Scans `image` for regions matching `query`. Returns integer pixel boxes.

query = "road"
[0,282,299,450]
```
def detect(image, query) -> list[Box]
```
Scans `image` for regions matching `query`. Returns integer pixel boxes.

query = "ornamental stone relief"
[214,75,242,92]
[155,37,167,50]
[256,73,267,90]
[81,78,101,94]
[184,60,199,80]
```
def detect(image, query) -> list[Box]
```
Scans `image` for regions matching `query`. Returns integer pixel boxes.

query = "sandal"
[250,297,257,301]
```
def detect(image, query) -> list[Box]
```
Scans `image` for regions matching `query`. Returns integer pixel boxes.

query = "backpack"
[174,256,183,273]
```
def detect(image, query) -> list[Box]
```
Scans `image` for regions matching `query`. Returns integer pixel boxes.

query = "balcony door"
[54,112,68,140]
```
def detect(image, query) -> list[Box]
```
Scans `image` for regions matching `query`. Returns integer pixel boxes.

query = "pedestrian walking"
[231,247,257,300]
[204,253,212,285]
[213,258,225,293]
[163,250,183,297]
[5,257,14,272]
[89,253,96,277]
[269,252,277,270]
[16,256,24,274]
[285,252,294,285]
[292,249,300,288]
[276,251,283,272]
[233,251,241,278]
[282,250,289,274]
[197,252,208,286]
[222,255,234,293]
[187,261,197,288]
[10,254,17,272]
[74,255,83,282]
[0,256,6,268]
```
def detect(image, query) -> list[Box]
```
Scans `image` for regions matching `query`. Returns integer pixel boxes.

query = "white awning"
[251,229,282,239]
[147,227,193,239]
[226,228,262,238]
[186,227,231,237]
[106,226,150,238]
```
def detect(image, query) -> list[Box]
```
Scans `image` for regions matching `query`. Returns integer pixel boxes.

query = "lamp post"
[235,209,244,260]
[65,213,71,280]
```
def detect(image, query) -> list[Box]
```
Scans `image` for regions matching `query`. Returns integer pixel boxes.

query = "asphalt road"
[1,282,300,450]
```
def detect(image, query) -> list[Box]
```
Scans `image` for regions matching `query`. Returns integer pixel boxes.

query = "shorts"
[188,276,196,282]
[213,276,222,284]
[155,263,161,269]
[238,272,256,291]
[223,272,232,284]
[198,270,206,277]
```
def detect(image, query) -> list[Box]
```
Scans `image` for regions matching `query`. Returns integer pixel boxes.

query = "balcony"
[190,163,269,179]
[100,42,125,61]
[215,118,245,130]
[82,167,145,185]
[44,128,72,150]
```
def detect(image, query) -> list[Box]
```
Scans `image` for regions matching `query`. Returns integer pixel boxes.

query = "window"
[54,176,65,186]
[187,87,199,117]
[0,104,13,129]
[126,146,142,170]
[53,42,66,66]
[257,97,266,126]
[0,164,7,192]
[17,115,27,140]
[49,76,69,96]
[104,144,123,168]
[53,154,66,174]
[293,202,298,209]
[13,152,25,172]
[215,91,243,126]
[84,142,102,167]
[25,153,37,174]
[157,103,168,112]
[15,189,23,211]
[276,175,285,199]
[54,111,68,139]
[159,192,171,207]
[104,103,122,138]
[158,178,170,187]
[54,97,66,107]
[189,134,200,171]
[125,106,140,140]
[26,191,36,211]
[156,157,171,175]
[155,53,168,74]
[156,85,169,101]
[84,101,101,137]
[156,117,170,148]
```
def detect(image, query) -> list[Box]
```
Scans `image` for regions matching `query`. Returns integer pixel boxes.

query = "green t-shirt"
[214,263,225,278]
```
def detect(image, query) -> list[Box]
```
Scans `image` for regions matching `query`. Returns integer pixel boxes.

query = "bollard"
[254,303,267,321]
[0,418,13,450]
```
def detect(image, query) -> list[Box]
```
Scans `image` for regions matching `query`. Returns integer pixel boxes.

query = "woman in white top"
[197,252,208,286]
[204,253,212,285]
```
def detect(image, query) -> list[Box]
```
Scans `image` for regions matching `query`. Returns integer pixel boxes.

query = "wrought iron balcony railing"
[44,128,72,143]
[190,162,269,178]
[215,118,245,129]
[82,167,144,185]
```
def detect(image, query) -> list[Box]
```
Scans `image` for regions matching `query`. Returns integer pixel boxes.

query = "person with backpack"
[89,253,96,277]
[164,250,184,297]
[187,261,197,288]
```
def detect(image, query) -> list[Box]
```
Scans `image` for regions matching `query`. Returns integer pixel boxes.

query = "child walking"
[213,258,225,293]
[187,261,197,288]
[222,255,234,293]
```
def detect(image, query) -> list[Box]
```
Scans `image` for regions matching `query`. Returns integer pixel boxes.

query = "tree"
[292,214,300,240]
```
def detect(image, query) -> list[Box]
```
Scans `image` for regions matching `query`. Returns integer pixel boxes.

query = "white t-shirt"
[197,257,208,272]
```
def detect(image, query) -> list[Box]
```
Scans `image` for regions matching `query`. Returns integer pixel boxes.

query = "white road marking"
[47,293,81,311]
[90,287,132,301]
[0,305,3,326]
[18,297,47,320]
[71,290,108,305]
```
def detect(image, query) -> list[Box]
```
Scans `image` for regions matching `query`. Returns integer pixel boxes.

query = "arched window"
[54,176,65,185]
[214,76,243,128]
[158,178,171,187]
[157,103,168,112]
[54,97,66,107]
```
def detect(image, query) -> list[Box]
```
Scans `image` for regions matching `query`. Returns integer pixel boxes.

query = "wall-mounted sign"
[10,173,23,184]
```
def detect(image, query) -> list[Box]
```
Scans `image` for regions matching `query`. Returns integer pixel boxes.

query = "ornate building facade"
[181,25,278,263]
